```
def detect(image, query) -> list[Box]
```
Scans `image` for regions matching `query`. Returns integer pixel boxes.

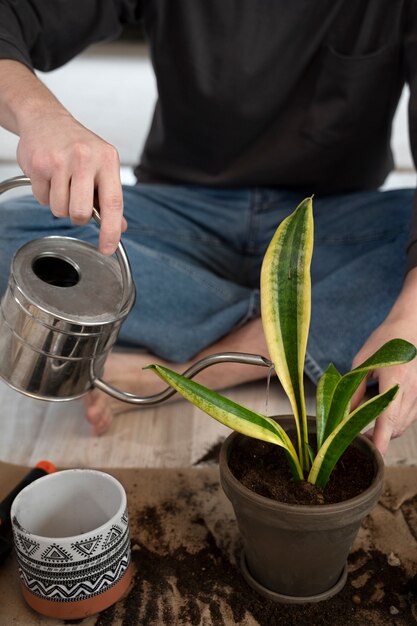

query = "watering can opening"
[32,253,81,288]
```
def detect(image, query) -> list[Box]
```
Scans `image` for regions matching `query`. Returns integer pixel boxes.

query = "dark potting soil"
[94,494,417,626]
[228,436,375,505]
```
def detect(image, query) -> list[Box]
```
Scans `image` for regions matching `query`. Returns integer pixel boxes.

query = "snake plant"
[148,198,416,488]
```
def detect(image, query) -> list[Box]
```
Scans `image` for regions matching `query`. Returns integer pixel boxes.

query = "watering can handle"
[0,175,133,316]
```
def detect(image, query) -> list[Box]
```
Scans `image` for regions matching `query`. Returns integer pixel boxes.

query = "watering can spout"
[92,352,273,405]
[0,174,272,405]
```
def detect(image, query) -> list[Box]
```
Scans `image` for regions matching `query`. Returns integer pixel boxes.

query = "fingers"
[370,366,402,455]
[17,115,125,254]
[350,314,417,456]
[40,165,124,251]
[30,176,51,206]
[371,371,410,455]
[68,144,124,251]
[371,408,397,456]
[350,377,368,410]
[49,171,70,217]
[69,171,95,225]
[96,150,124,255]
[371,391,408,456]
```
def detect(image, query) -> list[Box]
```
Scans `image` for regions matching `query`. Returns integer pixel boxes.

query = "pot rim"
[219,415,384,517]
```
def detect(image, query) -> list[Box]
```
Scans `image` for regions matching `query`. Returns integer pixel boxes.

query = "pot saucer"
[240,551,348,604]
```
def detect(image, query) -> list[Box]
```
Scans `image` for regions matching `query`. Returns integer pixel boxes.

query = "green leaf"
[308,384,399,488]
[322,339,416,442]
[147,364,304,480]
[307,443,316,465]
[316,363,342,449]
[260,197,314,471]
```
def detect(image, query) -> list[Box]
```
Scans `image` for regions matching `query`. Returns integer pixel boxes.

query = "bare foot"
[84,317,270,435]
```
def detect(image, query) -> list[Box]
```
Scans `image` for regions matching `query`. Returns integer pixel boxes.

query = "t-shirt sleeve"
[0,0,141,71]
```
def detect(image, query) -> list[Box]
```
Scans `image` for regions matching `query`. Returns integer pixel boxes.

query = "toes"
[91,416,113,436]
[84,391,114,436]
[90,412,113,436]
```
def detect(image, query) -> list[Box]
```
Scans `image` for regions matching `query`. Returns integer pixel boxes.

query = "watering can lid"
[11,236,132,323]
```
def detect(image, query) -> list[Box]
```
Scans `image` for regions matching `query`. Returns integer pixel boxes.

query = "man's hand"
[0,60,126,255]
[351,267,417,455]
[17,110,127,255]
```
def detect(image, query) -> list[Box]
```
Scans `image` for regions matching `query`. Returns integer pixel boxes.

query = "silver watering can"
[0,175,272,405]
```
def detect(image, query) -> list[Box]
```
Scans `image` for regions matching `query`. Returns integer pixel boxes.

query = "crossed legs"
[0,184,413,436]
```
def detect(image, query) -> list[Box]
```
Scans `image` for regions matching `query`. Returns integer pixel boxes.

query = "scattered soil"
[64,450,415,626]
[228,435,375,505]
[193,439,224,466]
[94,487,417,626]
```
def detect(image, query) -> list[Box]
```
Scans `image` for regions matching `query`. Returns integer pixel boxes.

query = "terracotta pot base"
[21,563,133,620]
[240,552,348,604]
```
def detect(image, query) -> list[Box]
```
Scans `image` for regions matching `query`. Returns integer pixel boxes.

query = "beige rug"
[0,462,416,626]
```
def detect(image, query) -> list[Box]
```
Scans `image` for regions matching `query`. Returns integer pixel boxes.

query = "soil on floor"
[83,470,417,626]
[89,483,417,626]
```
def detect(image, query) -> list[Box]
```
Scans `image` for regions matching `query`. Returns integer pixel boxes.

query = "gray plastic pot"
[219,416,384,604]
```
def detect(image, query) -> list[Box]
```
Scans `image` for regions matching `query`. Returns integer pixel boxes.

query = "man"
[0,1,417,453]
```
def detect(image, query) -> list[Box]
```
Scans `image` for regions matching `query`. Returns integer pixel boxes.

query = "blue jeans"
[0,184,412,383]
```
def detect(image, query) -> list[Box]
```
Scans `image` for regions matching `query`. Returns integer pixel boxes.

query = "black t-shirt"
[1,0,417,266]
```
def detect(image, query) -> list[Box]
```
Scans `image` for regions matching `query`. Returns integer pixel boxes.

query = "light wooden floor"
[0,375,415,470]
